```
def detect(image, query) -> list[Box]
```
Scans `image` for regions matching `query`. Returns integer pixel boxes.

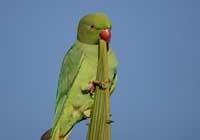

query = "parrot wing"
[52,43,84,134]
[108,47,118,94]
[109,70,117,94]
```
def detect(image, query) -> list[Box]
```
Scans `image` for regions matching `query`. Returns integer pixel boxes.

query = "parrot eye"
[90,25,96,29]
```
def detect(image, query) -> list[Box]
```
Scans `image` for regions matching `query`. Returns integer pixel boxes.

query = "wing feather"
[52,43,84,133]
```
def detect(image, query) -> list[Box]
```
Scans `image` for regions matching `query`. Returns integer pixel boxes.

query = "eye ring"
[90,25,96,29]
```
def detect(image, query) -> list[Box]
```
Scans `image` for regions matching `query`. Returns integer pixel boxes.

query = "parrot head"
[77,13,112,45]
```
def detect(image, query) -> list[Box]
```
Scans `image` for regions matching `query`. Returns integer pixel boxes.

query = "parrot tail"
[41,127,71,140]
[41,128,52,140]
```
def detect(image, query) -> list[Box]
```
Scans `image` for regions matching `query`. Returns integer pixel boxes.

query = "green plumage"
[41,13,118,140]
[51,41,118,139]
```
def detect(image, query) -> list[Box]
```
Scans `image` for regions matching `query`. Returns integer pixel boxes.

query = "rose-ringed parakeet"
[41,13,118,140]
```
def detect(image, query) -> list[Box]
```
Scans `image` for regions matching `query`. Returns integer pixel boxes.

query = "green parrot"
[41,13,118,140]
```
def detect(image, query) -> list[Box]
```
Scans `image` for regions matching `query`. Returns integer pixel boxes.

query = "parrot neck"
[76,40,98,48]
[75,40,99,54]
[75,40,111,52]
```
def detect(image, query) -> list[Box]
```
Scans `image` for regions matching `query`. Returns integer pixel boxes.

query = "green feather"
[48,13,118,140]
[51,44,84,138]
[51,41,118,139]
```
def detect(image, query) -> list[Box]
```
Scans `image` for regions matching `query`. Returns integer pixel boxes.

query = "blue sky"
[0,0,200,140]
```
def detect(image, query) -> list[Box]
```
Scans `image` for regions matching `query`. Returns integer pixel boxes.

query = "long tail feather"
[41,128,52,140]
[49,125,72,140]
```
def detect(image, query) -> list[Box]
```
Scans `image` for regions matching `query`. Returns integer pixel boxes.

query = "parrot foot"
[92,80,107,89]
[83,109,91,118]
[82,80,112,95]
[88,80,110,95]
[106,120,114,124]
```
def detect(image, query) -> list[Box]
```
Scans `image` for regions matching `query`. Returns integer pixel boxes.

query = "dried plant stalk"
[87,39,111,140]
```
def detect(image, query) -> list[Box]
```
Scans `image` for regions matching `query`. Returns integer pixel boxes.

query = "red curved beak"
[100,29,111,43]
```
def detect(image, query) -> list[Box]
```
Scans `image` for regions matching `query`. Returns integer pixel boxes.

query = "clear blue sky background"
[0,0,200,140]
